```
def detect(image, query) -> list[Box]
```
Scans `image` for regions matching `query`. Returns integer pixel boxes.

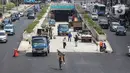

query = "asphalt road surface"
[1,2,130,73]
[0,7,38,73]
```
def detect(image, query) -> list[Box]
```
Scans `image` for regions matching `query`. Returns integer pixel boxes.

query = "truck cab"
[31,36,50,56]
[58,23,69,36]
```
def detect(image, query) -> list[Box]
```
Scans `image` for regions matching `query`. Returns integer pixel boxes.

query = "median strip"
[24,5,49,33]
[83,13,104,35]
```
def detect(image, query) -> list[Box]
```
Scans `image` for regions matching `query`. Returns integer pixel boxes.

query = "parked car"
[1,18,12,28]
[27,12,36,19]
[109,22,120,32]
[91,13,98,20]
[11,13,20,21]
[19,11,24,17]
[98,18,109,29]
[4,24,15,35]
[0,30,7,43]
[115,26,126,36]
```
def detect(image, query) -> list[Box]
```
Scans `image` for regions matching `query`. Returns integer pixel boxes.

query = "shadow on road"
[25,52,47,57]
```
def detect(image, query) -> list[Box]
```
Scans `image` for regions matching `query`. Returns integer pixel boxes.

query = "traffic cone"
[13,49,19,57]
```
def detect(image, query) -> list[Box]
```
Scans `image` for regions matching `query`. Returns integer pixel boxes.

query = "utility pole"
[17,0,18,11]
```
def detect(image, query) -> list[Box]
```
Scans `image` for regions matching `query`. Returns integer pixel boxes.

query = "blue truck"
[31,36,50,56]
[58,23,69,36]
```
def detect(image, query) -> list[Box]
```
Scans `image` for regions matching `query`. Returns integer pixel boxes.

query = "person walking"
[57,50,65,70]
[74,35,79,47]
[68,32,72,42]
[63,37,67,49]
[103,42,106,52]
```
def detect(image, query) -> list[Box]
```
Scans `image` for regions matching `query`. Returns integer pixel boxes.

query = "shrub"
[37,5,49,20]
[25,5,49,33]
[0,4,2,9]
[25,20,39,33]
[6,2,15,10]
[84,14,104,35]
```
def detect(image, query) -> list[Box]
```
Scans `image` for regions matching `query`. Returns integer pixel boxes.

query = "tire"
[124,33,126,36]
[13,33,15,35]
[45,52,48,56]
[32,53,35,56]
[116,33,118,35]
[4,40,7,43]
[48,49,50,53]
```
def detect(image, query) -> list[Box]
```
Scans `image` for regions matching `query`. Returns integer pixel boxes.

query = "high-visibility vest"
[99,41,103,47]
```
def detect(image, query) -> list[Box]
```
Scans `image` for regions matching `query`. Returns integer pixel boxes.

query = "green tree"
[6,2,15,10]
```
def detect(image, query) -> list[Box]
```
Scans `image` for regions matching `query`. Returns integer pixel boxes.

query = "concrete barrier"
[76,8,107,41]
[18,40,30,52]
[23,5,50,40]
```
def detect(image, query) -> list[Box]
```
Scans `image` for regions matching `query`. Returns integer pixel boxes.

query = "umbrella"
[57,49,65,56]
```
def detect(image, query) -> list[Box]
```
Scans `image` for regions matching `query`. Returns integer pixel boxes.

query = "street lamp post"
[17,0,19,11]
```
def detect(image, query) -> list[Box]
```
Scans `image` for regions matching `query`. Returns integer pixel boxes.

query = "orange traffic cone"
[13,49,19,57]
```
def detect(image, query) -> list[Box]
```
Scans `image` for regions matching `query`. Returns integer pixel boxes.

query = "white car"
[82,4,87,9]
[19,11,24,17]
[91,13,98,20]
[0,30,7,43]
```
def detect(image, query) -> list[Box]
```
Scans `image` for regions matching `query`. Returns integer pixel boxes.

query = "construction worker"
[57,50,65,70]
[99,40,103,52]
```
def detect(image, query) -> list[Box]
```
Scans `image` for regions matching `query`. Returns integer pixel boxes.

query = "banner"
[24,0,35,3]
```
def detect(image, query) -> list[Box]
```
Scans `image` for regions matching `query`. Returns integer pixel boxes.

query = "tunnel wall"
[51,10,75,22]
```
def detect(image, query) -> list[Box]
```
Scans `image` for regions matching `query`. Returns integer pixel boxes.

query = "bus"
[93,3,106,15]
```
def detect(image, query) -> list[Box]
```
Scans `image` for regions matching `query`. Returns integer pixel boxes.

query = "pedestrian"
[74,35,79,47]
[68,32,72,42]
[57,50,65,70]
[99,40,103,52]
[103,42,107,52]
[63,37,67,49]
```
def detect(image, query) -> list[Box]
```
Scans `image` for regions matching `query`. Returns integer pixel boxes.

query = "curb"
[93,38,113,53]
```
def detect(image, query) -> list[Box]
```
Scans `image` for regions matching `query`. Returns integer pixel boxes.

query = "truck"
[31,36,50,56]
[72,21,82,32]
[77,29,92,42]
[58,22,69,36]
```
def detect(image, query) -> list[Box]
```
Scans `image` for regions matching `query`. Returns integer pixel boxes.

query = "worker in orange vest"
[99,41,103,52]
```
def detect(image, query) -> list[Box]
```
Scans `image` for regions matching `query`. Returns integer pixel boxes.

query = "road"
[1,2,130,73]
[0,7,37,73]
